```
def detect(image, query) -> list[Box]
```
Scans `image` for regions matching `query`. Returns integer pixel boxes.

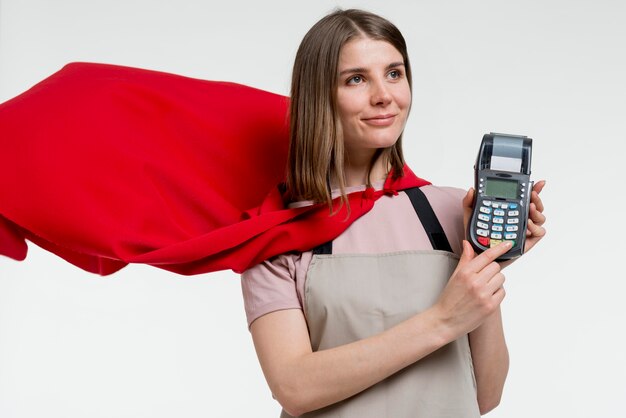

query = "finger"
[531,191,545,214]
[492,286,506,305]
[477,260,502,282]
[523,221,545,253]
[469,240,512,272]
[531,182,545,213]
[458,240,476,266]
[533,180,546,194]
[530,202,546,225]
[526,218,546,239]
[485,272,506,295]
[530,192,543,216]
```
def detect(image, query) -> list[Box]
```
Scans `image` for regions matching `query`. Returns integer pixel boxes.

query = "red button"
[478,237,490,247]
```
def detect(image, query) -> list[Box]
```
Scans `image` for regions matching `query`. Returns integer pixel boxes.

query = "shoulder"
[241,251,302,281]
[240,252,305,330]
[417,184,467,220]
[420,184,467,205]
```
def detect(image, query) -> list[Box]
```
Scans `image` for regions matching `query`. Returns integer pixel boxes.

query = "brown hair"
[285,8,411,217]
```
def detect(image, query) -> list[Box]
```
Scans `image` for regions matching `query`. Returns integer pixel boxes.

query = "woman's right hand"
[432,240,511,339]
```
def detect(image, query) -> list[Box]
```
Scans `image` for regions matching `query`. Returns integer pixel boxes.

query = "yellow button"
[490,239,502,248]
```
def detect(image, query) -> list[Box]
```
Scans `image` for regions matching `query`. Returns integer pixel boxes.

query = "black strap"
[403,187,453,252]
[311,186,453,255]
[312,240,333,255]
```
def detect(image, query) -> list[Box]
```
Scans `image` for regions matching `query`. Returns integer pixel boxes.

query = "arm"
[250,241,512,416]
[468,306,509,414]
[251,304,450,416]
[460,181,546,413]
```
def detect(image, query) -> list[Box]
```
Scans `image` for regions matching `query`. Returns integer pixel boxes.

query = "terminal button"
[490,239,503,248]
[477,221,489,230]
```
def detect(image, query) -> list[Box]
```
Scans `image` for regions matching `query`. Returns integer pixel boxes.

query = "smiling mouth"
[362,114,397,126]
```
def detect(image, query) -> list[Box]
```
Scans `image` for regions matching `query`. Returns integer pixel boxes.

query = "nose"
[370,78,392,106]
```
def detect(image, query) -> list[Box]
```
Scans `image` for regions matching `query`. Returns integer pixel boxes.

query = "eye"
[347,75,363,85]
[388,69,402,79]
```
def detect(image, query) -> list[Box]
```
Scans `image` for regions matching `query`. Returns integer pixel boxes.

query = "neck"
[332,149,390,188]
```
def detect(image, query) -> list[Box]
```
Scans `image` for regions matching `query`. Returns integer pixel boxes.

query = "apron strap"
[312,186,453,255]
[312,240,333,255]
[403,187,453,252]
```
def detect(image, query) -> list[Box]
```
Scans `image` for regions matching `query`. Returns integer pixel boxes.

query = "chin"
[367,134,401,149]
[344,130,402,152]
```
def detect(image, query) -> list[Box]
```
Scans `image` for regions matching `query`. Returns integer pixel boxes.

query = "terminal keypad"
[475,199,520,248]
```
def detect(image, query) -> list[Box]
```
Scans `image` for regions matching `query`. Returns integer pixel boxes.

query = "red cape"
[0,62,430,276]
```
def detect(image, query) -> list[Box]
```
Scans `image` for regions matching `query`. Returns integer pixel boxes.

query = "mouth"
[362,114,397,126]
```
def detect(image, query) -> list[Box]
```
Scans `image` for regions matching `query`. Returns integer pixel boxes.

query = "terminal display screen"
[484,178,518,199]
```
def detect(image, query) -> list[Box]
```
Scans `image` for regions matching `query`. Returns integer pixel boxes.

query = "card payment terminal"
[468,133,533,260]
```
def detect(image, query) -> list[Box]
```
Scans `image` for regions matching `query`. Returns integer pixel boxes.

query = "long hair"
[285,8,411,217]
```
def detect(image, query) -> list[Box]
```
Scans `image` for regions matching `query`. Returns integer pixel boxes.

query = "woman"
[241,8,546,418]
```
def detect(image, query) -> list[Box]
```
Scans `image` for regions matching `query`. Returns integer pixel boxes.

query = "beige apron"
[280,187,480,418]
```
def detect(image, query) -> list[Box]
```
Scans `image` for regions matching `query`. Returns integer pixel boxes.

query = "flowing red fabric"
[0,62,430,276]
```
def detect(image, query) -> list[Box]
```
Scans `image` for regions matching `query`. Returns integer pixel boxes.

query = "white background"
[1,0,625,416]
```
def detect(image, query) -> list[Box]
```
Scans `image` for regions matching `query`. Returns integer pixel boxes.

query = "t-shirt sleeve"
[240,252,303,331]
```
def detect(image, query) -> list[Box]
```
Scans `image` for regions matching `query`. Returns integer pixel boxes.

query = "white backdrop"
[1,0,625,417]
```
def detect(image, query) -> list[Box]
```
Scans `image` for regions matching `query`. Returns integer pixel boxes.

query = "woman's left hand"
[462,180,547,267]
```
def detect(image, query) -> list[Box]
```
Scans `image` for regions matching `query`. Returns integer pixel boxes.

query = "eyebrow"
[338,62,405,76]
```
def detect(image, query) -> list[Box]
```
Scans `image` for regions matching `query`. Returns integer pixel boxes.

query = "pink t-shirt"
[240,181,467,330]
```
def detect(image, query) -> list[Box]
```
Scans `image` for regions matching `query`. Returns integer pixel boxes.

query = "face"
[335,37,411,160]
